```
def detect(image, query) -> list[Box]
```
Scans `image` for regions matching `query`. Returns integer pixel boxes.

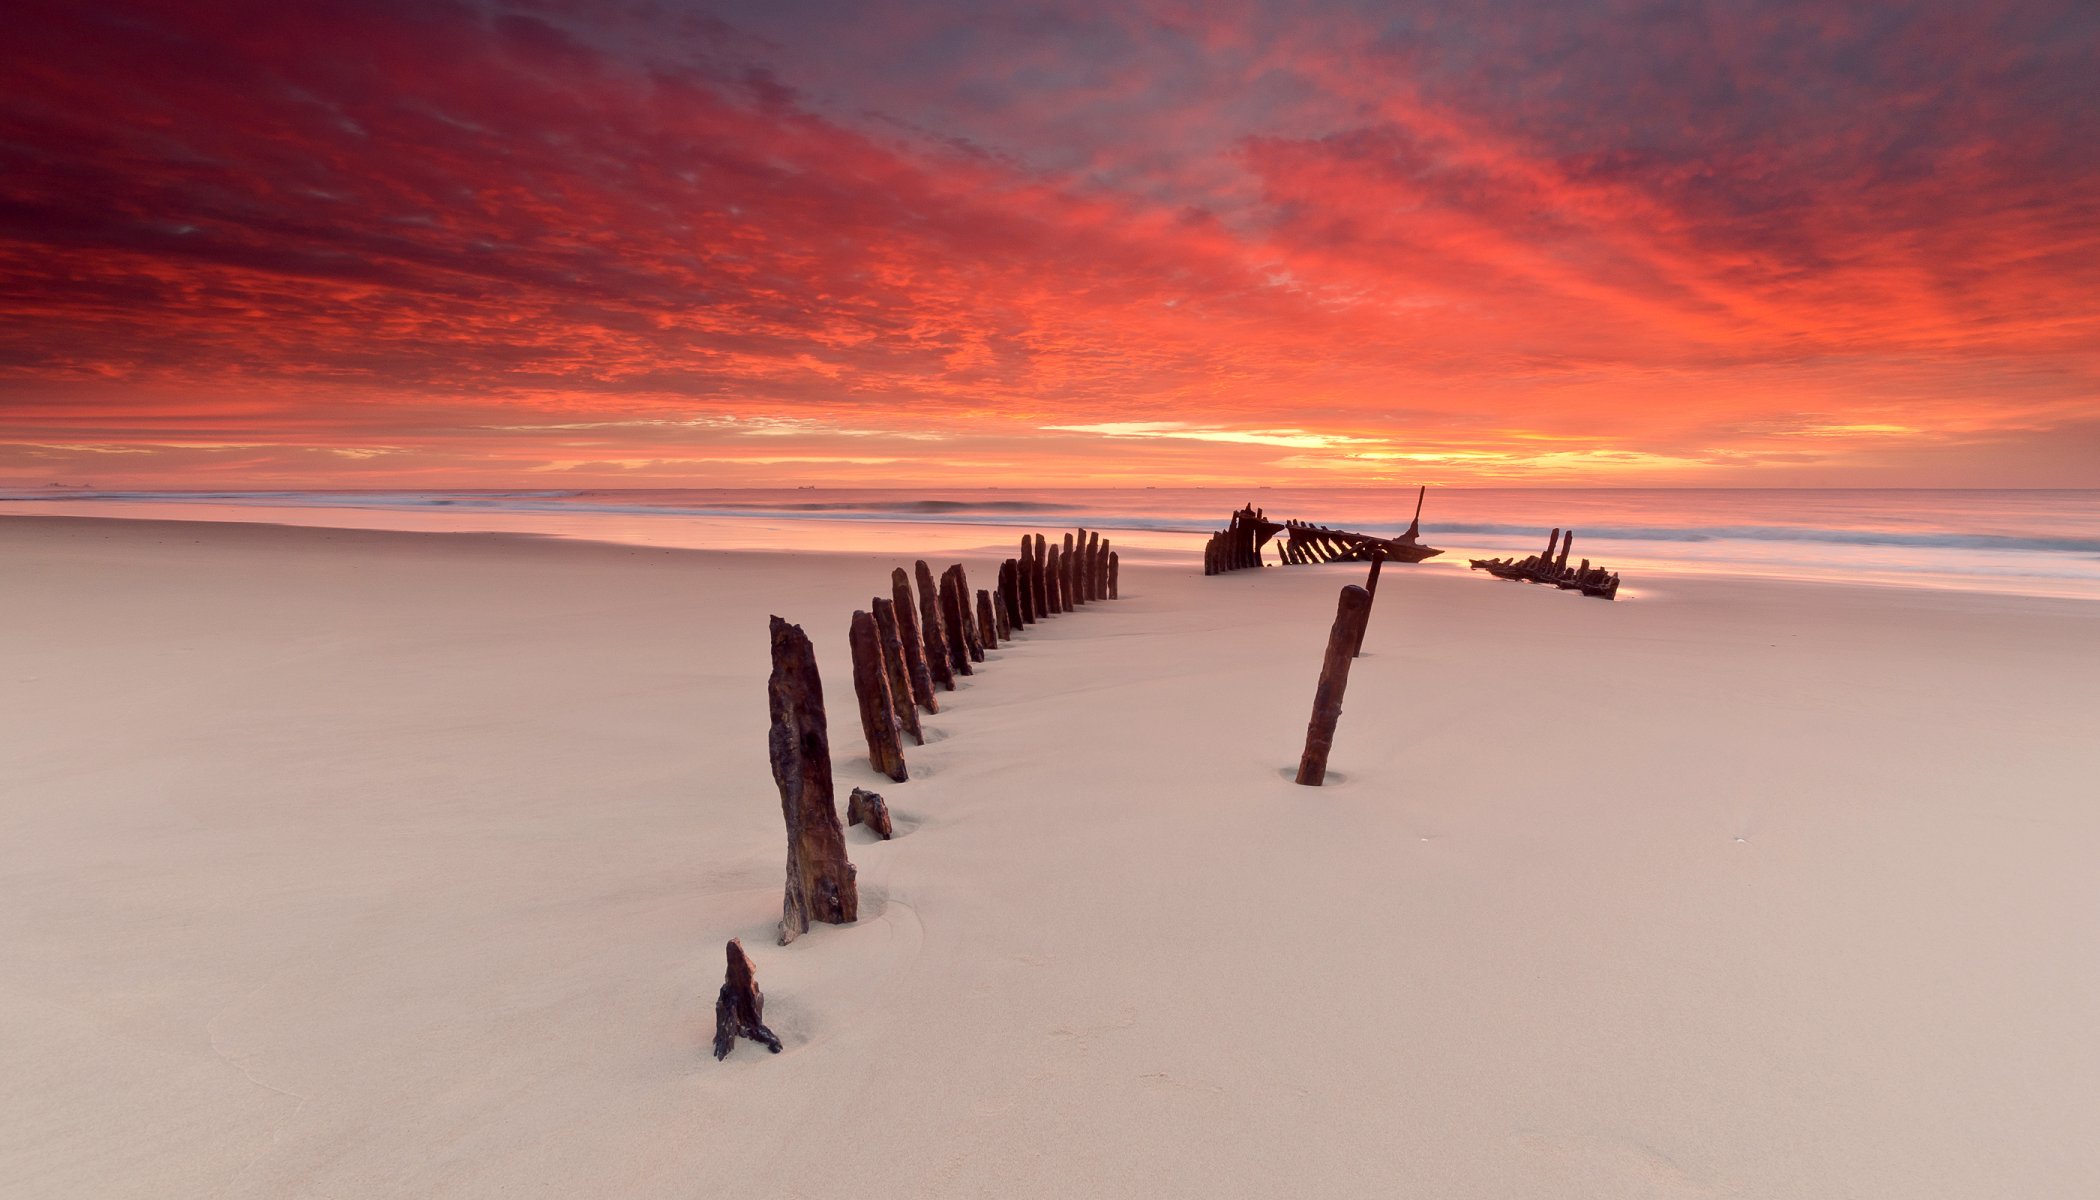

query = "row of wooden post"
[765,530,1123,948]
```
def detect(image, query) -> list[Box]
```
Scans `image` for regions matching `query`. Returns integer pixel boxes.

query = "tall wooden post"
[1108,551,1119,599]
[848,610,907,782]
[1295,585,1373,787]
[1015,540,1036,623]
[1001,560,1025,630]
[991,587,1011,641]
[767,616,857,941]
[888,569,938,712]
[913,560,956,690]
[946,565,983,663]
[1045,542,1064,612]
[1032,534,1049,614]
[870,597,924,743]
[1062,533,1081,605]
[975,588,1000,651]
[936,566,974,674]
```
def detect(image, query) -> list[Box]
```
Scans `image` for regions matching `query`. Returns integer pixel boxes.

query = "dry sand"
[4,514,2099,1198]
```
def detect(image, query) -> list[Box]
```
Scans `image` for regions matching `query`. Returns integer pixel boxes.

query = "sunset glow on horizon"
[4,1,2097,488]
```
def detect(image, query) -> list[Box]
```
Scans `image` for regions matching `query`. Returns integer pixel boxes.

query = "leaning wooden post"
[913,560,958,688]
[975,588,1000,651]
[1294,585,1373,787]
[1108,551,1119,599]
[1352,552,1385,658]
[991,587,1012,641]
[888,569,939,712]
[870,598,924,743]
[936,567,974,674]
[713,939,782,1060]
[767,616,857,941]
[847,610,907,782]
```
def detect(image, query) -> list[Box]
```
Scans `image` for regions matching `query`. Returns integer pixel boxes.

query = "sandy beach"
[5,513,2100,1198]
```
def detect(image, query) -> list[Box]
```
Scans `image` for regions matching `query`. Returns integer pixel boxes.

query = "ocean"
[6,487,2099,601]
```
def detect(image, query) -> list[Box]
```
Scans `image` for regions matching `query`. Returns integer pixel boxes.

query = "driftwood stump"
[767,617,857,941]
[976,588,1000,651]
[713,938,782,1060]
[914,560,957,690]
[871,597,925,743]
[848,610,908,782]
[1108,550,1119,599]
[847,787,893,839]
[1295,585,1372,786]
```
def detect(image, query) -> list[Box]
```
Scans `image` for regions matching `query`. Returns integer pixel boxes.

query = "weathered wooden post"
[913,560,958,688]
[992,588,1012,641]
[1063,532,1082,604]
[975,588,1000,651]
[1108,550,1119,599]
[944,565,983,663]
[887,569,939,713]
[1091,535,1107,598]
[767,616,857,941]
[713,938,782,1060]
[1554,531,1573,579]
[1352,552,1385,658]
[1294,585,1373,787]
[1000,561,1025,630]
[1032,534,1049,613]
[936,566,974,674]
[870,597,924,742]
[1015,540,1036,623]
[848,610,908,782]
[1045,542,1064,612]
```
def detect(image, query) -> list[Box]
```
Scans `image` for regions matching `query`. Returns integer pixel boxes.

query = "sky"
[3,0,2097,488]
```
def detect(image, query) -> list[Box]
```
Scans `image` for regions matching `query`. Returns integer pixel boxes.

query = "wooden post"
[713,938,782,1060]
[1554,531,1573,578]
[1352,553,1385,658]
[1046,542,1064,612]
[1091,535,1107,598]
[1109,551,1119,599]
[1063,533,1081,604]
[1031,533,1048,615]
[1000,561,1024,630]
[1015,540,1036,623]
[870,597,924,743]
[1294,585,1373,787]
[914,560,957,689]
[953,565,984,660]
[888,569,939,713]
[936,566,974,674]
[848,610,907,782]
[767,616,857,941]
[992,587,1012,641]
[976,588,1000,651]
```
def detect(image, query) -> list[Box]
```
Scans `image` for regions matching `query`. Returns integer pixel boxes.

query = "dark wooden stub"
[713,938,782,1060]
[767,616,858,942]
[1352,553,1385,658]
[1295,585,1373,786]
[913,560,957,690]
[870,597,924,743]
[888,569,939,712]
[847,787,893,840]
[1108,551,1119,599]
[847,610,908,782]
